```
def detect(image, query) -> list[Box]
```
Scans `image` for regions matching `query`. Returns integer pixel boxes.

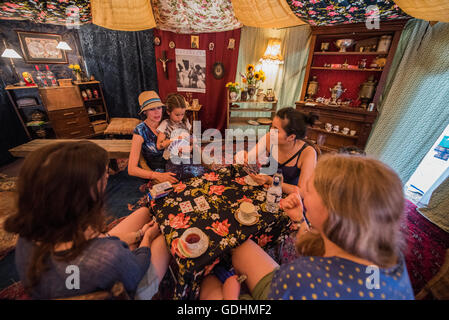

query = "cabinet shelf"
[230,107,276,112]
[309,127,358,139]
[311,67,383,72]
[18,104,44,109]
[88,112,106,117]
[313,51,387,56]
[230,100,277,104]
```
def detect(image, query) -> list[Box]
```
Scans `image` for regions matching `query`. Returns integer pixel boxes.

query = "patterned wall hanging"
[0,1,91,25]
[285,0,409,26]
[151,0,242,34]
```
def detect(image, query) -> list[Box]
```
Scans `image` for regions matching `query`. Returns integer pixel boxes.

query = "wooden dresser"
[39,86,94,139]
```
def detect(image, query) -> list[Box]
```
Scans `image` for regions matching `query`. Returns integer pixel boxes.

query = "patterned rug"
[0,174,18,261]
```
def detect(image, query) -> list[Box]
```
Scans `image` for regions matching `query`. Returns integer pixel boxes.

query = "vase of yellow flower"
[69,64,82,82]
[240,64,266,101]
[225,82,240,101]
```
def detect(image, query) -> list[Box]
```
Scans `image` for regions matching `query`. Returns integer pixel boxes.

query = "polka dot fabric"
[268,256,414,300]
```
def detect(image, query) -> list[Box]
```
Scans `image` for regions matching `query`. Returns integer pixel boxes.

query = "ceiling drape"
[393,0,449,23]
[91,0,156,31]
[231,0,306,28]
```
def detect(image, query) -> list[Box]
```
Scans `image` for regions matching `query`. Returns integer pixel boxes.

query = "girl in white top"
[156,93,192,160]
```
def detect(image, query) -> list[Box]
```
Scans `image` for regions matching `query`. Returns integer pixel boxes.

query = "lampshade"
[1,48,22,59]
[57,41,72,50]
[260,39,283,65]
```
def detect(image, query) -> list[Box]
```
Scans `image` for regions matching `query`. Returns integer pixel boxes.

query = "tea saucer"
[234,209,259,226]
[178,227,209,258]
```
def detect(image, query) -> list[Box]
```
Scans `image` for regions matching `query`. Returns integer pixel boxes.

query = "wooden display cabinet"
[74,81,110,135]
[297,20,406,152]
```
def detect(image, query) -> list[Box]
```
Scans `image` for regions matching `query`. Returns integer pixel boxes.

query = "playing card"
[194,196,210,211]
[179,201,193,213]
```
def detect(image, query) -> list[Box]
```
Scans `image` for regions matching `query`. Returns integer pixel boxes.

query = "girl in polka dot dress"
[200,154,414,300]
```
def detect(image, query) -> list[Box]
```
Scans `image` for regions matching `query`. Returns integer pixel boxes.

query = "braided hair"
[164,93,188,125]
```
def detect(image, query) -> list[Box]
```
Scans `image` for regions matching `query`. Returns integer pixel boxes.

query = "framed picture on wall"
[16,31,68,64]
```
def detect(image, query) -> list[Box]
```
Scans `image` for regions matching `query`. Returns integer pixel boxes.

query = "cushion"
[104,118,141,135]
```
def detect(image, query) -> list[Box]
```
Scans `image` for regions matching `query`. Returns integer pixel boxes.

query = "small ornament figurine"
[81,90,88,101]
[227,38,235,50]
[22,72,36,86]
[154,37,161,46]
[93,89,99,99]
[86,89,93,99]
[208,42,214,51]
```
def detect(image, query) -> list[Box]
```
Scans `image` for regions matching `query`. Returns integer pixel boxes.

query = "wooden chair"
[54,281,130,300]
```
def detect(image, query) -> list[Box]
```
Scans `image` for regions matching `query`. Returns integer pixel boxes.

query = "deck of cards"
[148,181,173,201]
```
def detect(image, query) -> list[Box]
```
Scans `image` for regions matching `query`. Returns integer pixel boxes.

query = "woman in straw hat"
[128,91,178,183]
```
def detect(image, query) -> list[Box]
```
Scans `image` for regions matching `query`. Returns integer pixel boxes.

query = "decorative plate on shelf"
[257,118,272,125]
[247,120,259,126]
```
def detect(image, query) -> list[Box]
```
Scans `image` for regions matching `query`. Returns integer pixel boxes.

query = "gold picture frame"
[16,30,68,64]
[190,35,199,49]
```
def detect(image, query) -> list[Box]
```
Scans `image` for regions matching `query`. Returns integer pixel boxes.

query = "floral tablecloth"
[151,165,292,299]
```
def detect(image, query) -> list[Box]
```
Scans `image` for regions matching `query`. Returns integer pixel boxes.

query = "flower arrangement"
[225,82,240,93]
[240,64,266,87]
[69,64,82,80]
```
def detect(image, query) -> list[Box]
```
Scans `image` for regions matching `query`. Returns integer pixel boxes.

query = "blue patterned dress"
[268,255,414,300]
[133,122,166,172]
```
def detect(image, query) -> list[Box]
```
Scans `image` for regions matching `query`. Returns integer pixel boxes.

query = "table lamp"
[1,39,23,86]
[259,39,284,65]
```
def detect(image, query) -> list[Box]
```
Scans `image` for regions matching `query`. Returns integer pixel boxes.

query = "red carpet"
[402,200,449,295]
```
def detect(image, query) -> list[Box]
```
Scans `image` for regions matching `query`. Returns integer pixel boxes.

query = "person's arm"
[157,131,172,150]
[235,131,269,165]
[128,134,156,180]
[296,147,317,197]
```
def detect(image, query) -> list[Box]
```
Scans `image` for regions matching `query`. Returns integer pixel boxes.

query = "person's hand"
[249,173,271,187]
[139,220,160,248]
[280,192,303,222]
[222,275,241,300]
[143,221,160,243]
[153,171,178,184]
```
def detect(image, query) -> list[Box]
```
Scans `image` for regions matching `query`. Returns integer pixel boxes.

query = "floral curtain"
[285,0,409,26]
[0,1,91,25]
[151,0,242,34]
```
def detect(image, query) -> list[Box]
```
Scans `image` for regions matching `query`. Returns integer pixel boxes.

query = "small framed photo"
[212,62,225,80]
[191,35,199,49]
[16,31,68,64]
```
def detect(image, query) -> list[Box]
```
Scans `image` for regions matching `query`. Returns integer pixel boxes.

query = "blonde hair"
[296,154,405,268]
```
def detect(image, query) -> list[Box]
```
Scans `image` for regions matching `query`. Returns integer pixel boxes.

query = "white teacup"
[342,127,349,135]
[350,130,356,136]
[325,123,332,132]
[333,125,340,133]
[240,202,257,220]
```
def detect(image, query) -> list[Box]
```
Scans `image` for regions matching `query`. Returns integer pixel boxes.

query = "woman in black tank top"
[250,107,319,196]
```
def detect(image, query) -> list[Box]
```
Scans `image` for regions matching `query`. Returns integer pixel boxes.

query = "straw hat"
[138,91,164,114]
